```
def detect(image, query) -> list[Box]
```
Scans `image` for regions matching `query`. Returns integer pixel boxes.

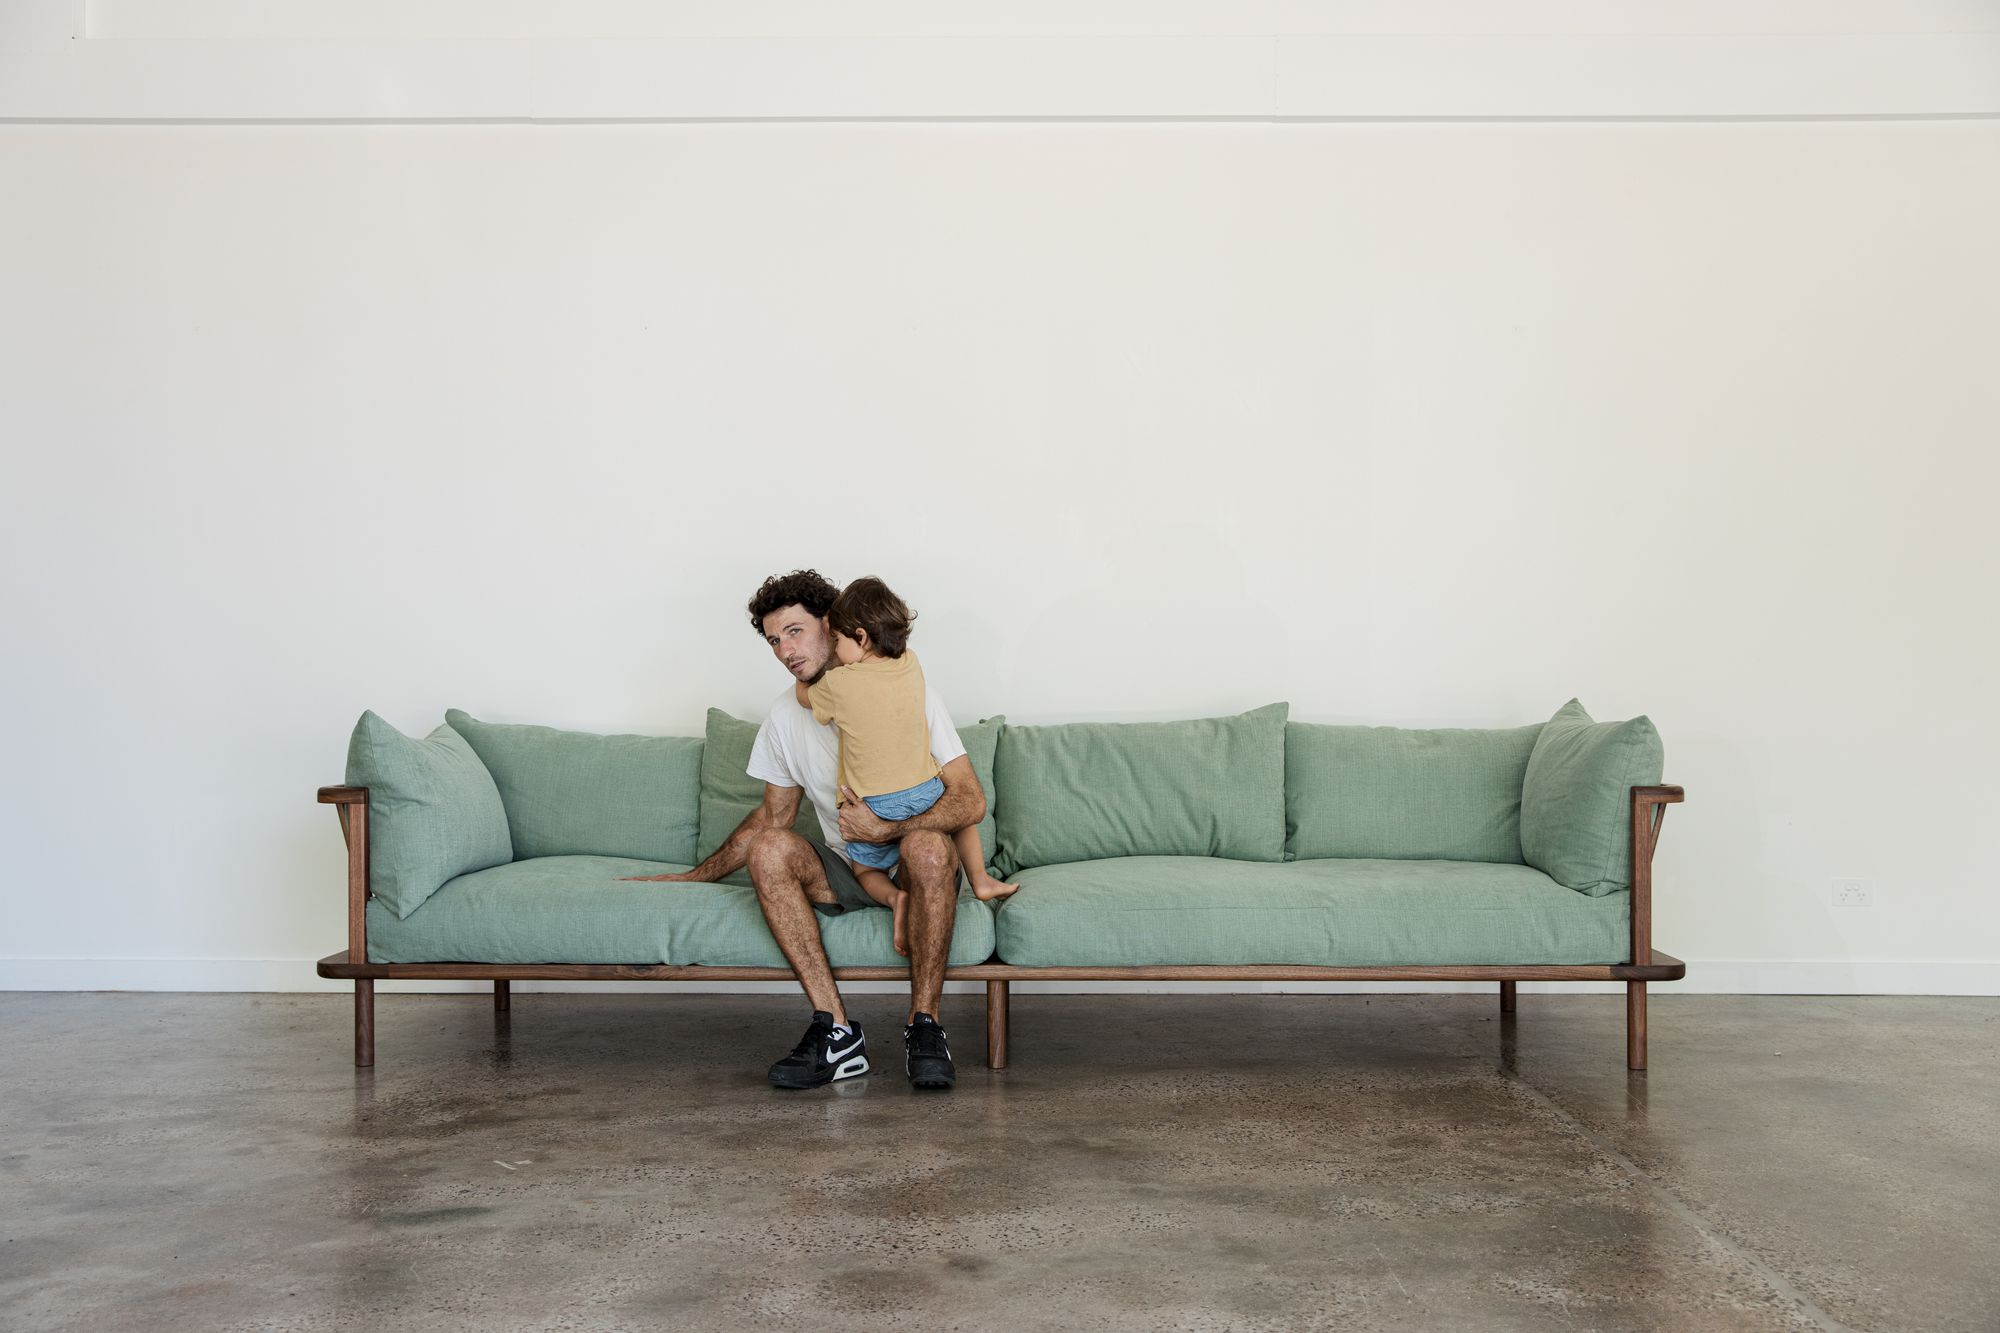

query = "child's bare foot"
[972,876,1020,902]
[892,891,910,957]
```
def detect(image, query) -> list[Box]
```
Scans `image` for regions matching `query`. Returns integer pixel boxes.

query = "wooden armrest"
[318,786,368,805]
[1632,785,1684,804]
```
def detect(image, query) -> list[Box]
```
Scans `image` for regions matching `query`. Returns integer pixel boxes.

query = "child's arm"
[793,679,811,709]
[805,672,841,726]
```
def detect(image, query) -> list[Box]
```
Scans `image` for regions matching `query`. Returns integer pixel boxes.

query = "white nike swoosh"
[825,1037,864,1062]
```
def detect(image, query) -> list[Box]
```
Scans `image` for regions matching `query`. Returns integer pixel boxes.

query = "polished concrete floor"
[2,992,1995,1332]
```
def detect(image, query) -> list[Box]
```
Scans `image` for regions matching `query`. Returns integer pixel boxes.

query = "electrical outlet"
[1831,878,1873,908]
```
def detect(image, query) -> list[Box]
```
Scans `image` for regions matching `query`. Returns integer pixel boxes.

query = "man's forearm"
[879,781,985,840]
[675,812,763,883]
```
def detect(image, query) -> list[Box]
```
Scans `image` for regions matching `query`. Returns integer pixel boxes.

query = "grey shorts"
[807,838,968,915]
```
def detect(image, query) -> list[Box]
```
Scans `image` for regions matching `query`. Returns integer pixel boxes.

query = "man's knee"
[746,828,809,889]
[900,829,956,885]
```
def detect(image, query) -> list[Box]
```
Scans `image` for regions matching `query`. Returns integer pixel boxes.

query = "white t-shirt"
[746,681,968,867]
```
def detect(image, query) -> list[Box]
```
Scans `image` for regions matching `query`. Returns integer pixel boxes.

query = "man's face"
[761,605,837,685]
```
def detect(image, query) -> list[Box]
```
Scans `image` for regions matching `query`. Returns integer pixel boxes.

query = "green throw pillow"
[444,709,702,864]
[956,716,1005,879]
[993,702,1289,875]
[696,709,825,887]
[696,708,1006,887]
[1519,699,1665,896]
[344,711,513,919]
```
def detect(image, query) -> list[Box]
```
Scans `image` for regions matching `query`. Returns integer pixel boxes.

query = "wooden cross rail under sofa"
[315,784,1686,1072]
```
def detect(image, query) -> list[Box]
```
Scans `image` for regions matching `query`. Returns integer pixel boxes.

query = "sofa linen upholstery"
[991,856,1629,967]
[365,855,998,967]
[1284,720,1542,864]
[1521,699,1666,896]
[993,702,1288,875]
[324,696,1682,1073]
[444,709,702,865]
[344,711,512,919]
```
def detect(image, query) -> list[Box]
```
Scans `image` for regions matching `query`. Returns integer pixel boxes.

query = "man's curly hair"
[747,569,840,637]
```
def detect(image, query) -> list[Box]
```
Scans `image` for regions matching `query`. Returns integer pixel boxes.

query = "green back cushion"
[955,716,1004,878]
[344,711,512,919]
[1520,698,1665,896]
[444,709,701,864]
[697,709,826,888]
[695,708,1006,886]
[993,702,1288,874]
[1285,721,1542,864]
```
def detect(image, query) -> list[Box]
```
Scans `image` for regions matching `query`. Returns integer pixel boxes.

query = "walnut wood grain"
[316,952,1687,983]
[986,980,1010,1069]
[1626,783,1686,1070]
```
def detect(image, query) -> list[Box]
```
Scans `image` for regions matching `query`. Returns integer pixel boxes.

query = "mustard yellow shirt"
[806,650,943,799]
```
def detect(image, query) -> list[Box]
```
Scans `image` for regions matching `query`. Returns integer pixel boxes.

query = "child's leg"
[952,825,1020,902]
[856,867,911,957]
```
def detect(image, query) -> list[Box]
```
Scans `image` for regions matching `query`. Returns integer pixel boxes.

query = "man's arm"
[836,755,984,845]
[621,783,804,883]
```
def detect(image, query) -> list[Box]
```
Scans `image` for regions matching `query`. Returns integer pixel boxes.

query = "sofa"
[317,699,1685,1071]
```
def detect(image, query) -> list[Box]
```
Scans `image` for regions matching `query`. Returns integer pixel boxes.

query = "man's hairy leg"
[895,829,960,1024]
[746,828,848,1027]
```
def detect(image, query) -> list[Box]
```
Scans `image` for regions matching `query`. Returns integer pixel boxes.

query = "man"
[624,570,983,1091]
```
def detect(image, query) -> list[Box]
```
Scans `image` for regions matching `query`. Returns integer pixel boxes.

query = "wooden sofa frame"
[315,784,1685,1071]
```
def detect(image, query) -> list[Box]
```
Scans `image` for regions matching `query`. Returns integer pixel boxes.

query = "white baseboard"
[1,958,1995,996]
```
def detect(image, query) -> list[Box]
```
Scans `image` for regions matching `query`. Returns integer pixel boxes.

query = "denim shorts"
[843,774,945,872]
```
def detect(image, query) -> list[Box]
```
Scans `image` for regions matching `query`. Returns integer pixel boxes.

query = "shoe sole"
[769,1055,871,1089]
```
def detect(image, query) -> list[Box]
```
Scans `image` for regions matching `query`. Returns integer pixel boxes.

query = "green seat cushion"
[444,709,702,864]
[366,855,997,967]
[696,709,1006,887]
[993,703,1288,874]
[991,855,1629,967]
[344,711,512,920]
[1520,699,1666,896]
[1284,720,1541,863]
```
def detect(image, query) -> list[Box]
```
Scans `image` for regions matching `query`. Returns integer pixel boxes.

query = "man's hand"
[836,785,897,844]
[619,871,700,882]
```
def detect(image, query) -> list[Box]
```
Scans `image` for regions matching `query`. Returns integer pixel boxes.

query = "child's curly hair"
[746,569,840,636]
[827,577,917,658]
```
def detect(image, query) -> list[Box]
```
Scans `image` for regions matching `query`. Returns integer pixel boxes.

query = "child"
[797,576,1018,955]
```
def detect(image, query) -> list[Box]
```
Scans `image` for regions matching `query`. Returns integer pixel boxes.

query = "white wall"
[3,2,1997,993]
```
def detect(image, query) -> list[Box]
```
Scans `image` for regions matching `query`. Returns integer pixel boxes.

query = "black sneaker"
[767,1011,869,1089]
[904,1012,956,1090]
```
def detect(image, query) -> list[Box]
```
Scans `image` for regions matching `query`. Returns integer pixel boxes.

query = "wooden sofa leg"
[494,979,510,1012]
[355,979,375,1068]
[1626,981,1647,1070]
[986,980,1010,1070]
[1500,981,1516,1014]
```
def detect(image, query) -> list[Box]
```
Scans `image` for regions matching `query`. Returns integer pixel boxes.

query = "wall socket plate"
[1831,878,1873,908]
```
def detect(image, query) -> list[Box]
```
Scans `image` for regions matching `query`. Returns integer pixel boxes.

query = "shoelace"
[787,1018,834,1062]
[905,1022,950,1060]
